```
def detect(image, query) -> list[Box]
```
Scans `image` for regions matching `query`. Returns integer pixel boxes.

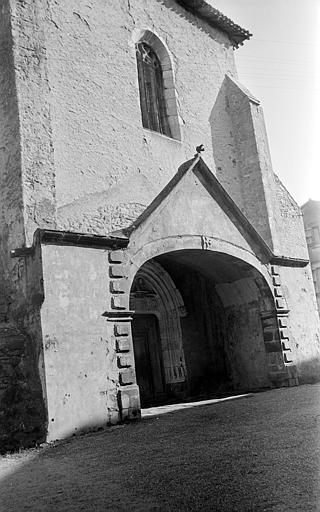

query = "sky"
[211,0,320,206]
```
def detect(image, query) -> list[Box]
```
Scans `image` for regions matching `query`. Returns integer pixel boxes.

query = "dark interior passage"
[156,255,232,398]
[130,250,281,407]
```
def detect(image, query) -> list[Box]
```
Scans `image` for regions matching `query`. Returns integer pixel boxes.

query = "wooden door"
[132,314,165,407]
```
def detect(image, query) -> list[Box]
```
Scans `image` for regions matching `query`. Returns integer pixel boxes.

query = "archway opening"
[130,249,283,407]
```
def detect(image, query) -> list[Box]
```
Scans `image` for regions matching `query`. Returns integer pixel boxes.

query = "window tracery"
[136,41,172,137]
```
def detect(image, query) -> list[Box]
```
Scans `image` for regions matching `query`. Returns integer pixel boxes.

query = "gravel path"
[1,384,320,511]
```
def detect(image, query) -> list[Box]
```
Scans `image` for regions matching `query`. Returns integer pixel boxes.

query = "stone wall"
[275,264,320,382]
[41,0,237,233]
[216,277,273,391]
[0,3,41,452]
[0,323,46,453]
[273,176,308,260]
[211,76,276,250]
[4,0,308,261]
[9,0,56,244]
[0,239,47,453]
[40,244,119,442]
[1,0,319,450]
[0,1,25,319]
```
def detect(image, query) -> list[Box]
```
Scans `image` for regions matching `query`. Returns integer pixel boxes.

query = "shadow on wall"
[209,77,244,209]
[0,326,46,455]
[297,358,320,385]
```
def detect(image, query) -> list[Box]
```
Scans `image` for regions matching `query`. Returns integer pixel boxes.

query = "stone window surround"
[132,28,181,141]
[305,225,320,246]
[311,264,320,294]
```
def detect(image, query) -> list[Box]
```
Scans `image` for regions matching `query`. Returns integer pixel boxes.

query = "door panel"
[132,315,165,406]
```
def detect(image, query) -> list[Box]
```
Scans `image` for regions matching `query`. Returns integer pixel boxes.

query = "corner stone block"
[267,352,284,369]
[118,385,141,421]
[272,276,281,286]
[263,330,274,342]
[110,279,128,294]
[274,288,283,298]
[111,296,128,310]
[120,368,135,385]
[268,370,290,386]
[117,354,132,368]
[278,317,288,328]
[114,323,130,337]
[275,298,286,310]
[264,340,282,353]
[108,251,126,264]
[261,316,276,327]
[271,266,280,276]
[284,352,293,364]
[116,338,131,352]
[109,265,126,278]
[280,328,289,340]
[286,365,298,379]
[282,341,292,352]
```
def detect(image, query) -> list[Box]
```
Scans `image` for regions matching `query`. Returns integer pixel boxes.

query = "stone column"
[106,250,140,421]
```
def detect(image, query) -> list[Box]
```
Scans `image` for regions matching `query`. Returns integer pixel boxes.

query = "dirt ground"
[0,384,320,511]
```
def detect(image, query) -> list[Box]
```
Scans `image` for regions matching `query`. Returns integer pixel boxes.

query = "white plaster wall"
[273,177,308,260]
[43,0,237,233]
[279,264,320,381]
[40,245,118,441]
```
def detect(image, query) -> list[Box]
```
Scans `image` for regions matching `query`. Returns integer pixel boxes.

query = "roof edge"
[122,155,309,268]
[9,167,309,269]
[10,229,129,257]
[175,0,252,47]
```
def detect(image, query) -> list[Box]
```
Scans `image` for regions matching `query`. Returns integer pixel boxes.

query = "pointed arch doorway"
[130,260,187,407]
[129,247,287,409]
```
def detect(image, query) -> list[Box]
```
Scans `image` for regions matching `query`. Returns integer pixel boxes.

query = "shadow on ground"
[1,384,320,511]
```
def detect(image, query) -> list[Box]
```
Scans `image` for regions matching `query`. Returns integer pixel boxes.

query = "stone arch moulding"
[130,260,187,386]
[126,234,272,286]
[127,235,298,385]
[106,234,297,421]
[131,28,181,140]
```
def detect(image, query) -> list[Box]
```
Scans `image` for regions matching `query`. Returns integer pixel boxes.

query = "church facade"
[0,0,319,451]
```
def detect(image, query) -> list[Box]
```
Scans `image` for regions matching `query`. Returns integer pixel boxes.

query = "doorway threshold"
[141,393,253,419]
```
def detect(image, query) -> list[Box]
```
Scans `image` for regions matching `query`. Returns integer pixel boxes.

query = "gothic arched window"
[136,42,172,138]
